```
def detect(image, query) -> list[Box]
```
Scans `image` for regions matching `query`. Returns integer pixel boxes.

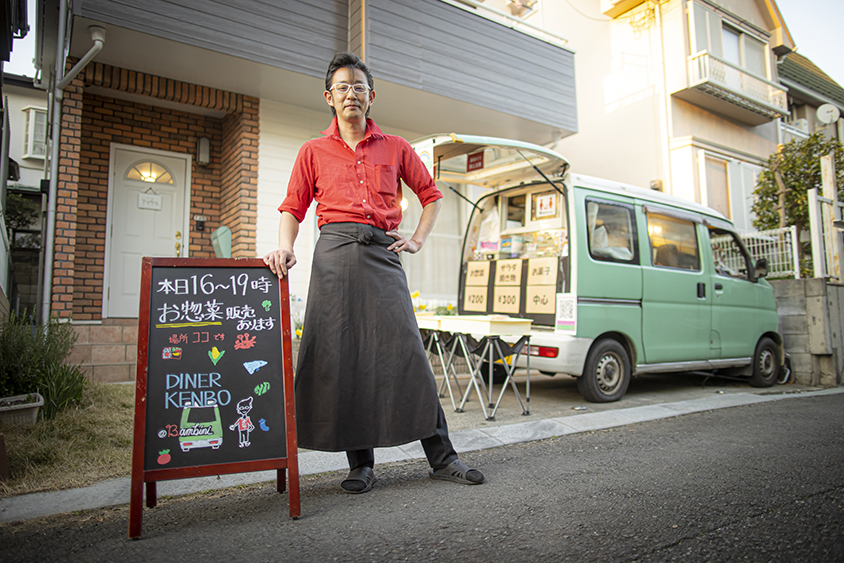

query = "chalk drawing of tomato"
[157,450,171,465]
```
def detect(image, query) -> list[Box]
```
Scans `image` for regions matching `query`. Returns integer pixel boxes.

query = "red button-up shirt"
[278,118,442,231]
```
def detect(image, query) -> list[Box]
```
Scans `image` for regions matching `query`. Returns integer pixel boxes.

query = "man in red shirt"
[264,52,483,494]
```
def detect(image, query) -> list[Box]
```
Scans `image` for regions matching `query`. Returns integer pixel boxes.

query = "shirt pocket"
[374,164,399,195]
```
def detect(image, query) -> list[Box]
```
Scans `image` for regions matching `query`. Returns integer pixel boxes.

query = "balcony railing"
[683,51,788,124]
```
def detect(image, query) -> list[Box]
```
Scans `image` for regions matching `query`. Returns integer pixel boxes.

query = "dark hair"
[325,51,374,117]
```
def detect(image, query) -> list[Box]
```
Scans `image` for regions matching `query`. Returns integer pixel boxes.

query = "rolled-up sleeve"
[278,144,315,223]
[400,138,442,207]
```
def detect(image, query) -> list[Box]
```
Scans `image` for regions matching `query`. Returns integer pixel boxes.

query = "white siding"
[257,100,327,303]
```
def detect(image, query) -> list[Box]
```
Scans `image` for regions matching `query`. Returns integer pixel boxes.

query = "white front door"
[105,146,190,317]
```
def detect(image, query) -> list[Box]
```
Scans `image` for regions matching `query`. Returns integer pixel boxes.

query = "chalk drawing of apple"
[157,450,171,465]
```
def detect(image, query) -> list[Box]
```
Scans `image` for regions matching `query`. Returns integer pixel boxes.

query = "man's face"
[324,67,375,122]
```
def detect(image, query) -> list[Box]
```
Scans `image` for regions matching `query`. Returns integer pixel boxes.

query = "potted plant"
[0,311,86,424]
[0,393,44,425]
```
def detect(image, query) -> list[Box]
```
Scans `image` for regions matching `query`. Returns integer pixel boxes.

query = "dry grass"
[0,382,135,498]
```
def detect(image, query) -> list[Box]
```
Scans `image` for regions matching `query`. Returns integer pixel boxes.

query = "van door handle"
[697,282,706,298]
[714,283,723,290]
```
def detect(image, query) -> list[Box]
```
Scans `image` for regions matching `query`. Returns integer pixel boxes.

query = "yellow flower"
[295,328,303,338]
[419,304,427,310]
[446,304,454,311]
[410,290,420,299]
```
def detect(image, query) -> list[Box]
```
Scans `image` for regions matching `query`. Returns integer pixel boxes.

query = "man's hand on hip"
[263,249,297,278]
[386,230,421,254]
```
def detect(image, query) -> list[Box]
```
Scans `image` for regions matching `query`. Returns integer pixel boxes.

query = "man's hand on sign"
[386,230,421,254]
[263,249,297,278]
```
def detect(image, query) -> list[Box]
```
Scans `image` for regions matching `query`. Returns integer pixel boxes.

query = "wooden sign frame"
[129,258,299,538]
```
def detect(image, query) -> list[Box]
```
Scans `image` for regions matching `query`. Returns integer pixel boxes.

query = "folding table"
[437,315,532,420]
[416,314,465,411]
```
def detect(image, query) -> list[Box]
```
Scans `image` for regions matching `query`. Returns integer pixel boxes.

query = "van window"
[587,200,637,263]
[708,226,751,279]
[647,213,700,270]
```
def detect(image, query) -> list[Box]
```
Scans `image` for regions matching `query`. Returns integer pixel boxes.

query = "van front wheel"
[578,339,631,402]
[749,337,780,387]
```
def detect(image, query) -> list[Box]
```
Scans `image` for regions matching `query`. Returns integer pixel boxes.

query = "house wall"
[0,285,8,319]
[357,0,577,132]
[75,0,576,139]
[256,100,327,303]
[73,93,224,319]
[549,0,781,233]
[547,0,663,189]
[73,0,348,79]
[3,83,49,190]
[52,60,259,323]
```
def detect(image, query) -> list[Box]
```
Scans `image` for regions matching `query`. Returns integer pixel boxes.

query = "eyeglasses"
[328,83,371,95]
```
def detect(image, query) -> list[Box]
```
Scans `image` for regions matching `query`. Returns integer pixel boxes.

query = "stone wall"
[771,278,844,386]
[68,319,138,382]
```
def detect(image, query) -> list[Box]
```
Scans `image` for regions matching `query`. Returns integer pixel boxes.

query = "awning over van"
[411,133,569,191]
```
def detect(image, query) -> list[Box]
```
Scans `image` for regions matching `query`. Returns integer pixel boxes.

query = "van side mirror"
[755,258,768,279]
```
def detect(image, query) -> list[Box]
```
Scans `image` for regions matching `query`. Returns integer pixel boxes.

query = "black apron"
[294,222,440,452]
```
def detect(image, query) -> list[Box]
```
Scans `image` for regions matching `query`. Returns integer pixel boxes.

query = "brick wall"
[73,94,224,319]
[51,68,83,318]
[221,99,259,257]
[51,59,259,322]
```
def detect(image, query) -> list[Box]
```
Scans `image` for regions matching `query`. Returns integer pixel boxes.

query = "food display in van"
[412,134,784,403]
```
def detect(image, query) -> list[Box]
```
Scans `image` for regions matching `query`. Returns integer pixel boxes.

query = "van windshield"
[186,406,218,425]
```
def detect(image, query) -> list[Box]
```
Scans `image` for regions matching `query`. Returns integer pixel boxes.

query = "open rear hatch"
[411,134,570,329]
[412,133,568,190]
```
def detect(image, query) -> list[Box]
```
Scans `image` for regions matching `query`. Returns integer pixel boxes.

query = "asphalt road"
[2,394,842,562]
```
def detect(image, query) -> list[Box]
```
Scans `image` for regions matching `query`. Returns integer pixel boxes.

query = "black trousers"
[346,402,458,471]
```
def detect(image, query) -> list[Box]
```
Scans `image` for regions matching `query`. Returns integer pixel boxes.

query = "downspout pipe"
[41,23,106,324]
[56,26,106,91]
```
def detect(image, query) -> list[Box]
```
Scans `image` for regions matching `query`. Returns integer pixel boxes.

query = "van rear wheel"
[480,362,509,384]
[749,337,779,387]
[577,339,631,402]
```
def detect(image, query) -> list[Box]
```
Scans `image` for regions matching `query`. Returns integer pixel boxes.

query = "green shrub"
[0,311,84,418]
[39,363,87,420]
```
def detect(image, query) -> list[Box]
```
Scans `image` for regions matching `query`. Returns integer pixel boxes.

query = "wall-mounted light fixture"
[197,137,210,166]
[194,214,209,231]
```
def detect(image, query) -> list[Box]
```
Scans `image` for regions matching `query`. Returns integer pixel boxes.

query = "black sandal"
[429,460,484,485]
[341,466,376,494]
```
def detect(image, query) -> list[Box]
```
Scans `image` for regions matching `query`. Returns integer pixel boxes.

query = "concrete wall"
[771,278,843,387]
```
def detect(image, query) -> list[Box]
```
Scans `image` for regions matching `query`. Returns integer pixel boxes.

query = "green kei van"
[414,134,783,402]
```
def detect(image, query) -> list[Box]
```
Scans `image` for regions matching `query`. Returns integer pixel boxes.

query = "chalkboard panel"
[130,258,300,538]
[142,265,286,471]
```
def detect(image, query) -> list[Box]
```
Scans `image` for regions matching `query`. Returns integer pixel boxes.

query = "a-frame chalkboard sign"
[129,258,299,538]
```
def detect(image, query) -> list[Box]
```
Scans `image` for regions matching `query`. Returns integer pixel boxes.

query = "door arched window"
[125,161,174,184]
